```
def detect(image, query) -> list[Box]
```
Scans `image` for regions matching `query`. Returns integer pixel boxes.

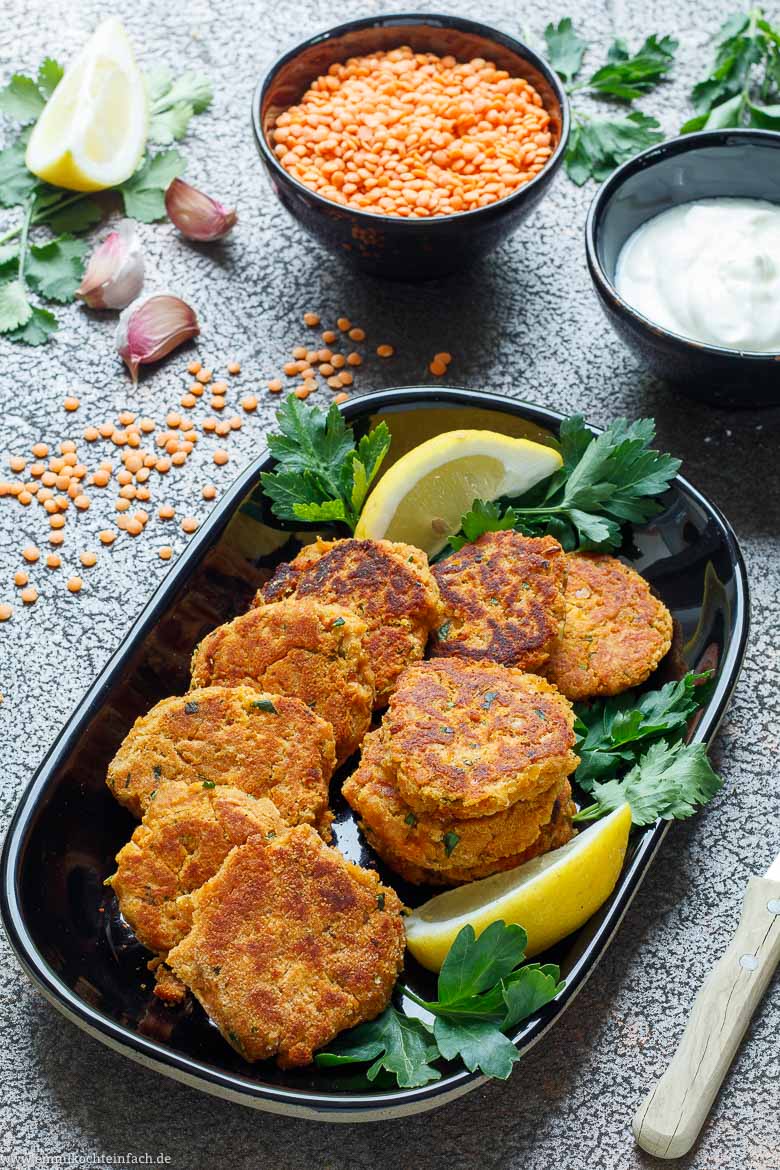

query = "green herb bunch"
[451,414,680,554]
[544,18,677,184]
[0,61,211,344]
[683,7,780,131]
[317,921,563,1086]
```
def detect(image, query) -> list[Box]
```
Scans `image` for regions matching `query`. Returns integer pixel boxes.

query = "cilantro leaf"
[0,138,40,208]
[566,111,664,185]
[544,18,588,84]
[316,1006,440,1088]
[36,58,63,99]
[0,279,31,332]
[574,672,714,791]
[118,149,185,221]
[4,303,57,344]
[261,395,391,530]
[25,234,88,302]
[683,9,780,132]
[575,740,723,826]
[587,34,678,100]
[0,73,45,123]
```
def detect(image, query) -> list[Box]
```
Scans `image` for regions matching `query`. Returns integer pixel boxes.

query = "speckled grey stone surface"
[1,1,779,1167]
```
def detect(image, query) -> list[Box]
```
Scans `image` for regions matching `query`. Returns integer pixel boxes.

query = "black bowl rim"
[251,12,571,230]
[0,387,750,1120]
[585,128,780,362]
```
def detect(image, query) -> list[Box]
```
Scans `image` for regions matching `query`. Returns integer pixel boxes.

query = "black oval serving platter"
[0,388,749,1121]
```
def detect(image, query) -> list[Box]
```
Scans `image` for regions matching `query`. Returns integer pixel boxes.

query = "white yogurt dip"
[614,197,780,352]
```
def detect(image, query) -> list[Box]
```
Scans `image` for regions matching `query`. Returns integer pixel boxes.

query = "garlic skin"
[76,219,145,310]
[116,293,200,382]
[165,178,237,242]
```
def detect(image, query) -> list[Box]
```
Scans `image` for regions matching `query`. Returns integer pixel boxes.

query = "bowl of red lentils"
[253,13,569,279]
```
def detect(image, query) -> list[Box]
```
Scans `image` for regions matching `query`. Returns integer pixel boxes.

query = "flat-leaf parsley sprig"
[260,393,391,532]
[0,59,211,344]
[682,7,780,132]
[544,18,677,184]
[450,414,680,554]
[316,921,563,1086]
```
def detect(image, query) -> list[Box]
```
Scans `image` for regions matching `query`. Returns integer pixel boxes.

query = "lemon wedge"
[26,17,147,191]
[355,429,562,556]
[404,803,633,972]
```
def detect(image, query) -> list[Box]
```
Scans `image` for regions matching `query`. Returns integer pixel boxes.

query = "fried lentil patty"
[430,530,566,669]
[106,684,336,826]
[259,537,443,706]
[166,825,406,1067]
[375,783,576,886]
[107,782,283,956]
[543,553,673,700]
[342,726,572,879]
[378,658,578,818]
[189,598,374,765]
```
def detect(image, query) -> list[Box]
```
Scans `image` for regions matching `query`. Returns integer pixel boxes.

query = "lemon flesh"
[26,17,147,191]
[355,429,562,556]
[404,803,633,972]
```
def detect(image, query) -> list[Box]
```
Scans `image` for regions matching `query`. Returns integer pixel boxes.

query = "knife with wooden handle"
[632,852,780,1160]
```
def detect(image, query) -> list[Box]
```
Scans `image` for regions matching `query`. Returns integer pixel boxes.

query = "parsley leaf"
[588,35,678,100]
[574,740,723,826]
[25,234,88,302]
[682,8,780,132]
[0,74,46,123]
[574,672,714,791]
[566,112,664,185]
[0,278,31,332]
[544,18,588,84]
[4,303,57,345]
[261,395,391,531]
[118,149,185,221]
[318,923,563,1085]
[42,198,104,235]
[147,68,214,145]
[448,414,679,554]
[316,1005,440,1088]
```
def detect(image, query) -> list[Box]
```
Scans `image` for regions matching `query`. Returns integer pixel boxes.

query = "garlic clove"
[165,178,237,242]
[116,293,200,382]
[76,219,145,310]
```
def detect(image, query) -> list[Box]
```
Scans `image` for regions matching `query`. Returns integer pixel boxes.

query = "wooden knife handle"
[632,875,780,1160]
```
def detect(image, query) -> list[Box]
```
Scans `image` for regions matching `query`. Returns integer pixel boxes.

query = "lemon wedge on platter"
[26,17,148,192]
[355,429,562,557]
[404,803,633,972]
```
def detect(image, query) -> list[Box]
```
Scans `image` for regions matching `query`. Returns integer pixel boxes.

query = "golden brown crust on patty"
[343,727,571,877]
[375,784,576,885]
[543,553,673,701]
[108,782,283,956]
[259,538,443,706]
[430,531,566,670]
[105,684,336,825]
[189,598,374,765]
[379,659,578,818]
[165,825,406,1067]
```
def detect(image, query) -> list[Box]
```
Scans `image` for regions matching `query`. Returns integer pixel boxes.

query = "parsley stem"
[0,191,93,247]
[16,195,34,283]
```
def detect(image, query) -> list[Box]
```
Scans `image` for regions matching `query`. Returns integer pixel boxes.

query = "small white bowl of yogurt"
[585,130,780,407]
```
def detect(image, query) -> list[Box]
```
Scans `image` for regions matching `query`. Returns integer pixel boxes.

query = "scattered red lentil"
[64,396,80,412]
[22,545,39,563]
[46,553,61,569]
[333,392,350,404]
[196,368,213,384]
[13,570,28,587]
[213,449,229,466]
[202,485,217,501]
[181,517,198,534]
[67,576,83,594]
[303,312,320,327]
[241,395,258,412]
[429,358,447,376]
[79,551,97,568]
[20,586,38,605]
[227,361,241,375]
[99,530,117,545]
[377,344,394,357]
[159,545,173,561]
[188,359,202,375]
[0,603,11,620]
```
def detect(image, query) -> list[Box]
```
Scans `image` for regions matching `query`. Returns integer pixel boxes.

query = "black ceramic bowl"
[0,388,748,1121]
[252,14,569,279]
[586,130,780,409]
